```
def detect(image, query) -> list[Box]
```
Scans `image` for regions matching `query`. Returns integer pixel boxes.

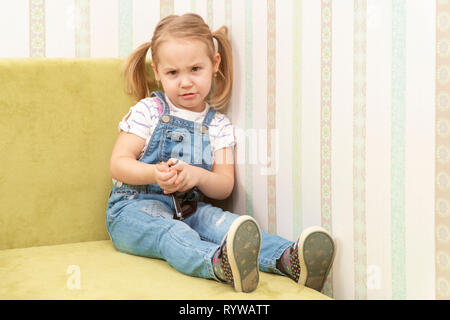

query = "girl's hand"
[154,161,178,194]
[165,158,200,193]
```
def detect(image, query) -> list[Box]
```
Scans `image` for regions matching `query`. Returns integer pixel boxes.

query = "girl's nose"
[179,75,193,88]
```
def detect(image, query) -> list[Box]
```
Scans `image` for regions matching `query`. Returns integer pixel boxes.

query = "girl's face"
[152,37,220,113]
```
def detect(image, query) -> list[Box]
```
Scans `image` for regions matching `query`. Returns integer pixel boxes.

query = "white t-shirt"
[118,94,235,161]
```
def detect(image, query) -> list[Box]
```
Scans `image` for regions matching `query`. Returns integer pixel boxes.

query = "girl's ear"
[213,53,221,73]
[151,63,160,81]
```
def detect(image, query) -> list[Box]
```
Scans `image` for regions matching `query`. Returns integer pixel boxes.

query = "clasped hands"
[154,158,199,194]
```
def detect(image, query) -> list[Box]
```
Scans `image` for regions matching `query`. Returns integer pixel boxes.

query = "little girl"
[106,13,336,293]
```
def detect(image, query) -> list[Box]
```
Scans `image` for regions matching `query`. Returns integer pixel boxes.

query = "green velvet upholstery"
[0,58,137,250]
[0,240,329,299]
[0,58,329,300]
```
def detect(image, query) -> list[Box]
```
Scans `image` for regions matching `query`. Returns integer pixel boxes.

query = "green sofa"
[0,58,329,300]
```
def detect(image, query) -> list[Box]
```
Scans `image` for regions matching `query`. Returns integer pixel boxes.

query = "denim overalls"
[105,91,292,281]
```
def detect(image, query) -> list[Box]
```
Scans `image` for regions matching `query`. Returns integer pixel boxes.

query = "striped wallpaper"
[320,0,333,297]
[436,0,450,301]
[353,0,367,300]
[0,0,448,300]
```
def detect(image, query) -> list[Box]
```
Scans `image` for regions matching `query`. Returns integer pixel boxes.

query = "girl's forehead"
[159,36,209,51]
[156,37,211,66]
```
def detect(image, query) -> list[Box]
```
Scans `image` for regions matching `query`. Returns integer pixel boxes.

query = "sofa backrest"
[0,58,156,250]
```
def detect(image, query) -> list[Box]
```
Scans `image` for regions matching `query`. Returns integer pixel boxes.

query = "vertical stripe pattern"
[353,0,367,300]
[74,0,90,58]
[391,0,407,300]
[225,0,232,120]
[267,0,277,235]
[118,0,132,58]
[436,0,450,300]
[225,0,232,34]
[207,0,213,29]
[190,0,197,14]
[321,0,333,297]
[160,0,174,19]
[245,0,254,217]
[29,0,46,58]
[292,0,302,238]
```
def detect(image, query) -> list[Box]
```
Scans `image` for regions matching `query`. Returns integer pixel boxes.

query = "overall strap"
[202,107,216,126]
[150,91,169,116]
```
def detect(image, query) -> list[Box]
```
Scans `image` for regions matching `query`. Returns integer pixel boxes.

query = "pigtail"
[211,26,233,110]
[121,41,153,102]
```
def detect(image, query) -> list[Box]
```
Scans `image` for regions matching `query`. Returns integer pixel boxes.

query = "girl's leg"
[182,202,239,244]
[279,226,336,292]
[182,203,261,292]
[183,202,293,275]
[259,231,294,275]
[106,199,219,280]
[188,201,337,292]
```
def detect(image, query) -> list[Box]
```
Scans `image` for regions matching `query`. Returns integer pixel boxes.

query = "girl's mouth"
[181,93,197,100]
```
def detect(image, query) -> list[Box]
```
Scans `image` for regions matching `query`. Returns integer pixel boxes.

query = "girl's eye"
[167,71,177,75]
[192,67,200,72]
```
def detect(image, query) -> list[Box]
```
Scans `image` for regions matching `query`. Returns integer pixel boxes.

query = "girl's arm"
[197,147,235,200]
[109,131,176,186]
[167,147,235,200]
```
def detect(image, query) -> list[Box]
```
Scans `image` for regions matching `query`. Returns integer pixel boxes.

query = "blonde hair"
[122,13,233,110]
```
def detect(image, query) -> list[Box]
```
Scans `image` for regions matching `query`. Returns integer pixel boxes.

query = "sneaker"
[279,226,336,292]
[212,215,261,293]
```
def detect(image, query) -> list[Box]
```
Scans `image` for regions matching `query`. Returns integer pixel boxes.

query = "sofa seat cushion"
[0,240,330,300]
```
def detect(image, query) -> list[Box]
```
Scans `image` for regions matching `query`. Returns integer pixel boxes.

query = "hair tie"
[212,36,218,53]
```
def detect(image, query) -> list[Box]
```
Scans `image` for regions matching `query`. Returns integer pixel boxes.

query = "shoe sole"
[225,215,261,293]
[297,226,336,292]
